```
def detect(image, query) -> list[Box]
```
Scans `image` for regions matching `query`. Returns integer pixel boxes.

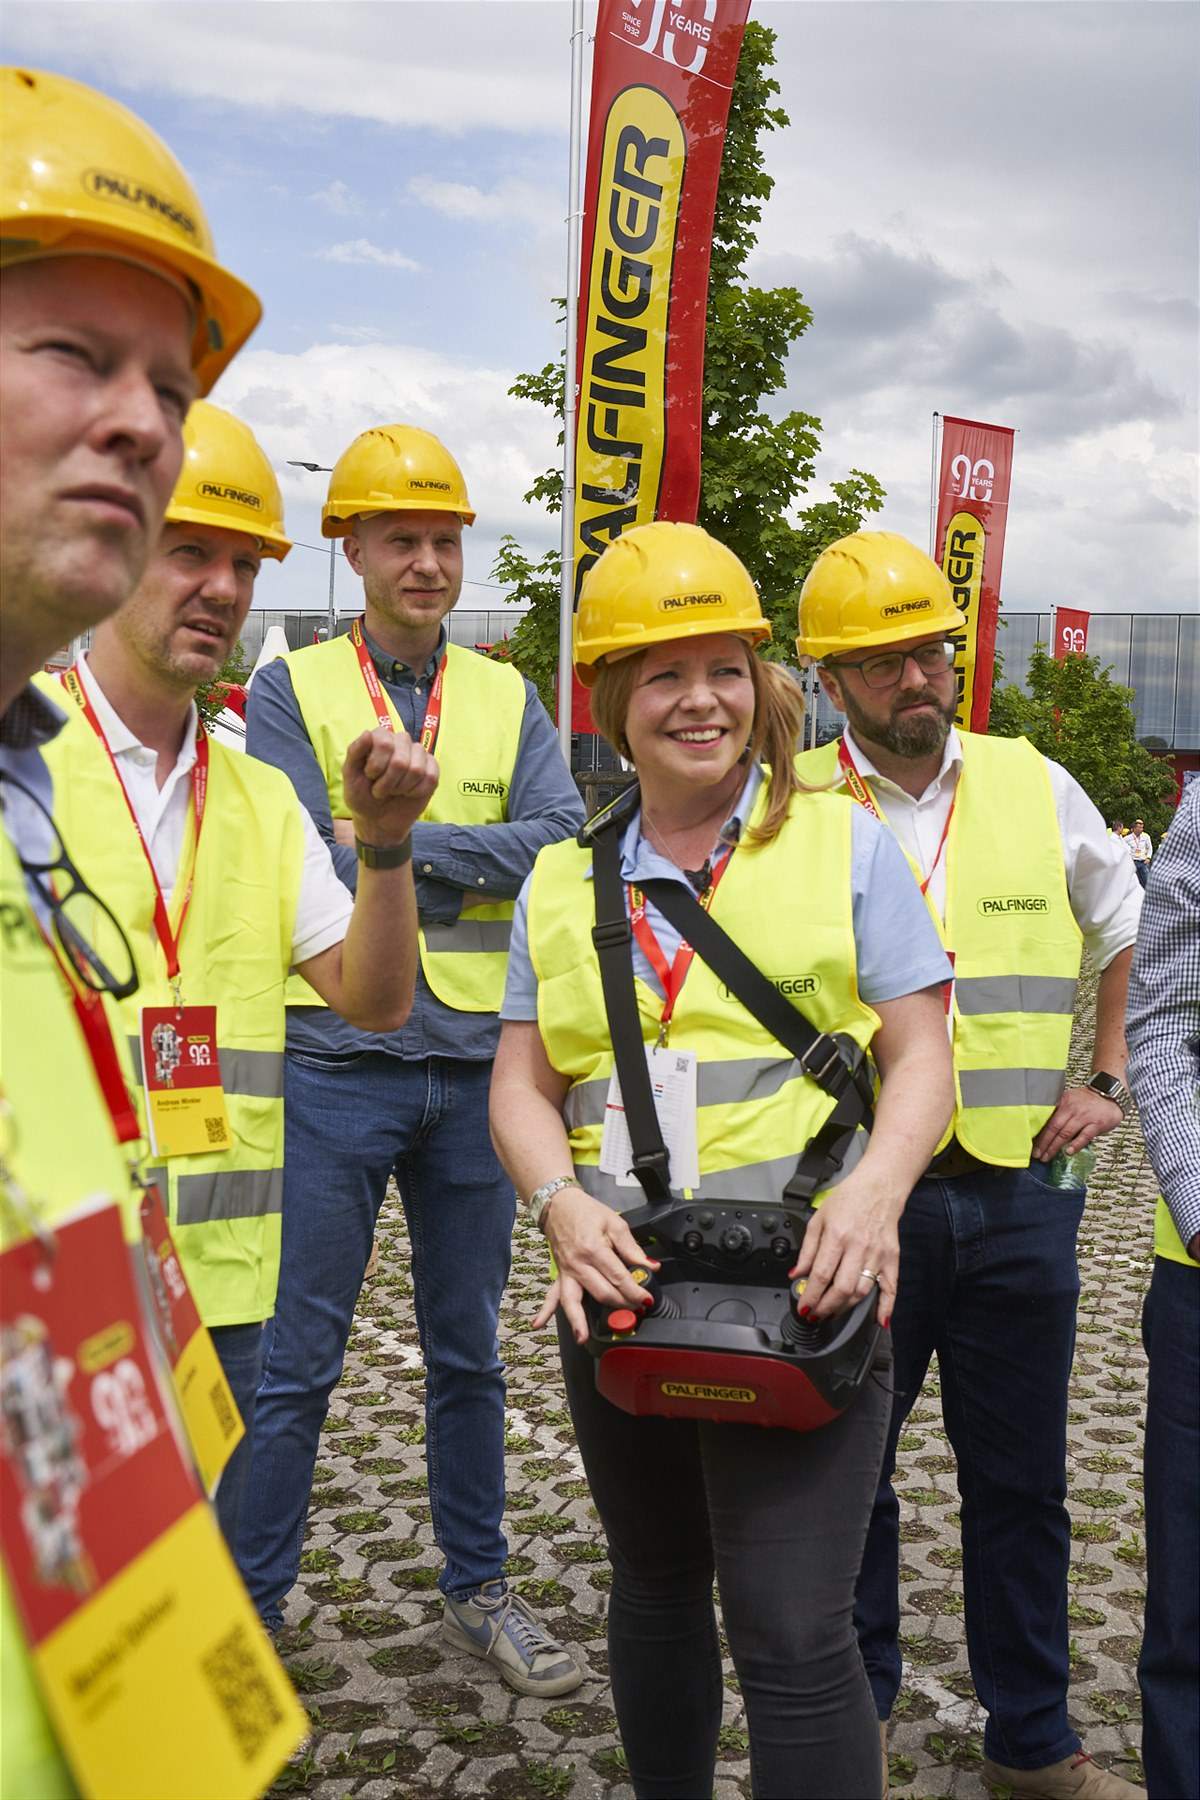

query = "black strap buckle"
[798,1033,847,1090]
[592,917,633,953]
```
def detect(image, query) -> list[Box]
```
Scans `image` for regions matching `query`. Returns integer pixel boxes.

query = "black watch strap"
[355,836,413,869]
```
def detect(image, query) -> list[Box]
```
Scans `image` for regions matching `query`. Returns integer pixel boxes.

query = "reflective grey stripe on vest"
[570,1129,866,1213]
[955,975,1078,1017]
[563,1055,829,1134]
[149,1165,284,1225]
[958,1068,1066,1109]
[423,919,513,955]
[127,1038,284,1098]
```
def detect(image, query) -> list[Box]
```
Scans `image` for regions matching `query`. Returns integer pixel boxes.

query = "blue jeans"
[209,1321,264,1550]
[1138,1256,1199,1800]
[854,1163,1085,1769]
[235,1051,514,1630]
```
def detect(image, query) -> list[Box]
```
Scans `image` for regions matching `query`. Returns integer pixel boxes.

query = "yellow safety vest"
[1,820,141,1800]
[281,634,526,1015]
[795,733,1081,1167]
[526,784,880,1211]
[40,710,306,1327]
[1154,1197,1198,1266]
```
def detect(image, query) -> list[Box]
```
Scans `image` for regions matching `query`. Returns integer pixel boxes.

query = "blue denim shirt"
[245,623,584,1061]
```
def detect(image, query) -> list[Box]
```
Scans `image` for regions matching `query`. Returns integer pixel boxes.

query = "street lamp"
[287,460,337,641]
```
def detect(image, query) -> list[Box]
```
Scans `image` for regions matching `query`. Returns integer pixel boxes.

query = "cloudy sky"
[6,1,1196,620]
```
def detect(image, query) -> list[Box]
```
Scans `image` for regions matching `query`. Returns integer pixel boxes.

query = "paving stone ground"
[267,957,1152,1800]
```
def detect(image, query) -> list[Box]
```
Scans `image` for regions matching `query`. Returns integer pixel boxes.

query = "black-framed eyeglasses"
[0,772,139,1001]
[824,639,961,691]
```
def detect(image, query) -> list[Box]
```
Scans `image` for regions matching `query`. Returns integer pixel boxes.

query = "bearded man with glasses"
[795,533,1144,1800]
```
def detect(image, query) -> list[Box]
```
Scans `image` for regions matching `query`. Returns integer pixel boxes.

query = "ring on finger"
[860,1267,877,1282]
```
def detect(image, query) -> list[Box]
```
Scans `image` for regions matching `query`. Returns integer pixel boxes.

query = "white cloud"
[318,239,420,271]
[406,174,556,229]
[310,179,363,218]
[0,0,574,134]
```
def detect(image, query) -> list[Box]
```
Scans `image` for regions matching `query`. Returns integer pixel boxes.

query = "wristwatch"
[1085,1071,1131,1114]
[355,836,413,869]
[525,1175,580,1231]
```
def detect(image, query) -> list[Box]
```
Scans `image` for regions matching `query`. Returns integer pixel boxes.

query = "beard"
[841,681,956,761]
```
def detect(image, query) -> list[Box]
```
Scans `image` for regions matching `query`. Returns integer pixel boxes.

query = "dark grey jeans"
[558,1317,892,1799]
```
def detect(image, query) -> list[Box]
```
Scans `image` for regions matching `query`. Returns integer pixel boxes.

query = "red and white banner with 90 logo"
[1054,607,1091,659]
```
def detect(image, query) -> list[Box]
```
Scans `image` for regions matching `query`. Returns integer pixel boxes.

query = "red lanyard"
[350,618,445,754]
[837,736,954,899]
[628,848,732,1036]
[32,909,142,1146]
[62,667,208,989]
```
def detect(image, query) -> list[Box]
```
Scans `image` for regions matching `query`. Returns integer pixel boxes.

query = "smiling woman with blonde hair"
[490,521,955,1799]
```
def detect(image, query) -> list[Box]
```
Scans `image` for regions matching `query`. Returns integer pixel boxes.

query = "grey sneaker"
[443,1581,583,1697]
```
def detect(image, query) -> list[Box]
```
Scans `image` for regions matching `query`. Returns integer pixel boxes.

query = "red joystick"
[606,1309,640,1334]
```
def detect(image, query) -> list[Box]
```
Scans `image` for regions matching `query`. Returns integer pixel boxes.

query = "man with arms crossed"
[40,400,436,1549]
[795,532,1144,1800]
[240,425,585,1695]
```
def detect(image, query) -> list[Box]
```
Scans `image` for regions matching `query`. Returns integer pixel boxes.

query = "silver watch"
[1086,1071,1131,1114]
[525,1175,579,1231]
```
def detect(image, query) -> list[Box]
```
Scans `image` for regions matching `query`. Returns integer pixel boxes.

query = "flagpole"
[929,411,940,557]
[557,0,585,766]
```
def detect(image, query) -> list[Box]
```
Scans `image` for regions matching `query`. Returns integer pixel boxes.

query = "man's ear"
[816,665,844,711]
[342,533,364,578]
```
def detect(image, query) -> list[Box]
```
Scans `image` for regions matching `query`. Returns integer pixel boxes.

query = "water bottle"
[1044,1144,1097,1189]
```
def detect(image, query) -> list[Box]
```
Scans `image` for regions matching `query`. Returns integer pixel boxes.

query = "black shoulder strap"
[589,814,673,1206]
[637,878,875,1114]
[636,875,876,1204]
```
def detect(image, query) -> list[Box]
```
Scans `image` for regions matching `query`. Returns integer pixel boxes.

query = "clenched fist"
[342,727,439,848]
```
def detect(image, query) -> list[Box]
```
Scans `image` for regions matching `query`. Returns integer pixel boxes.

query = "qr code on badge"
[204,1115,225,1144]
[201,1622,284,1762]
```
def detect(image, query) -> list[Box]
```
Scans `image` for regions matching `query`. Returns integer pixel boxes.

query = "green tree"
[988,644,1176,838]
[493,21,883,711]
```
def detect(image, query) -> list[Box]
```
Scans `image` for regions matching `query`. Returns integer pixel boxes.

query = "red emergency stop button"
[607,1309,639,1334]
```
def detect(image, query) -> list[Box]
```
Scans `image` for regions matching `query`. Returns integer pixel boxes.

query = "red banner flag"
[571,0,751,604]
[1053,607,1090,659]
[934,415,1015,733]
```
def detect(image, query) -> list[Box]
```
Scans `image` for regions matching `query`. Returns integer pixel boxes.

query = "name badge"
[599,1046,701,1191]
[0,1196,306,1797]
[139,1005,232,1158]
[138,1185,244,1493]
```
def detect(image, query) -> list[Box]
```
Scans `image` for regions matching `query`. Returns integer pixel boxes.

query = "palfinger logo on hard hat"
[82,168,200,241]
[574,521,770,686]
[796,531,966,663]
[167,402,291,559]
[1,67,261,393]
[322,426,475,535]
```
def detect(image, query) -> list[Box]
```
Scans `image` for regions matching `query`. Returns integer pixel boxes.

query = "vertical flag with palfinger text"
[933,415,1014,732]
[572,0,751,617]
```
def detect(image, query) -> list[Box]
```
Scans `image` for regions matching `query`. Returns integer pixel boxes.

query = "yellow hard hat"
[322,425,475,536]
[1,67,261,395]
[796,531,966,661]
[166,402,291,560]
[574,521,771,688]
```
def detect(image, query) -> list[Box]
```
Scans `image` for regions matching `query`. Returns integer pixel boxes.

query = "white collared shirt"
[840,725,1142,970]
[77,655,352,965]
